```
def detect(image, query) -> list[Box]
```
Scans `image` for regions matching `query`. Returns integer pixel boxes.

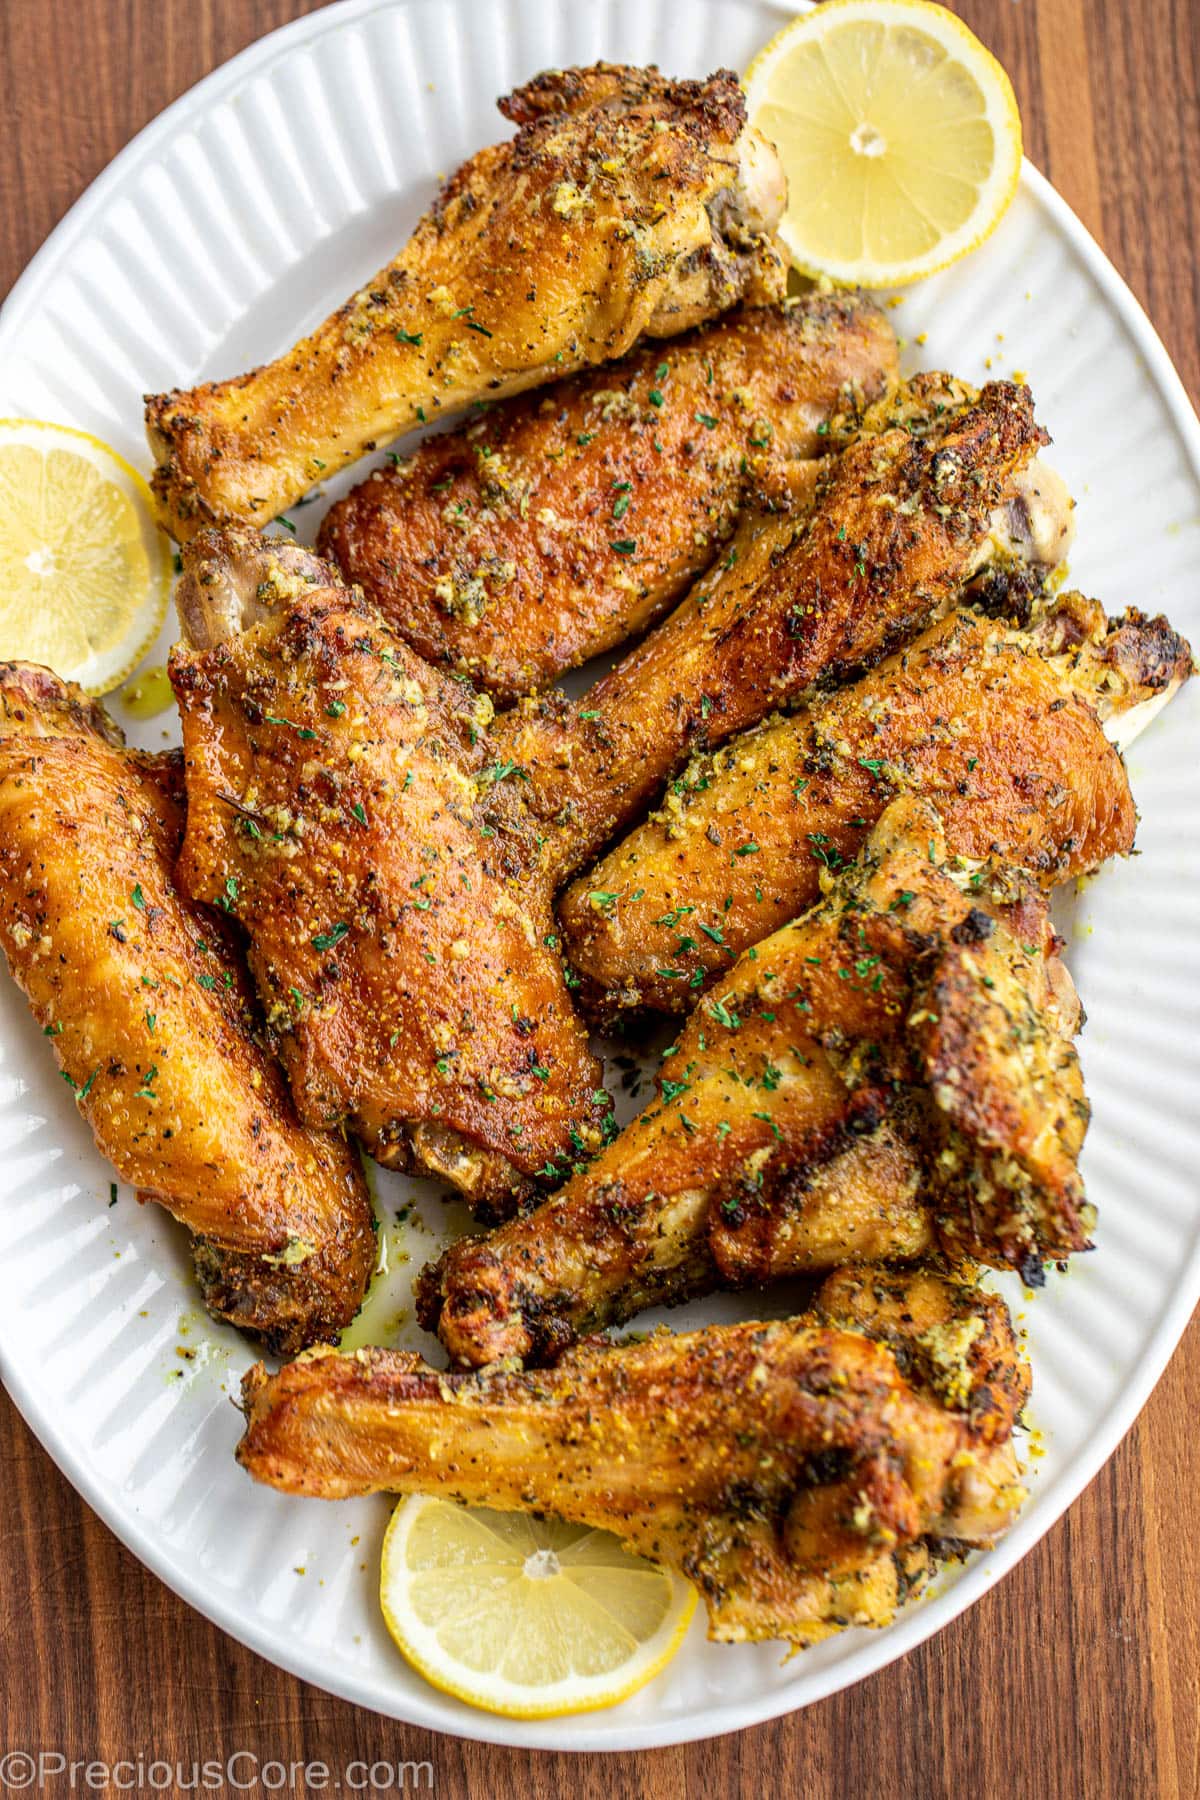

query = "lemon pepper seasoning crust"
[146,63,788,542]
[169,533,608,1217]
[560,595,1191,1017]
[238,1261,1031,1649]
[318,294,899,701]
[0,663,375,1351]
[420,797,1092,1371]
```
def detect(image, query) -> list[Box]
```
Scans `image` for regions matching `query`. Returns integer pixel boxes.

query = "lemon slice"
[380,1496,696,1718]
[745,0,1023,286]
[0,420,171,694]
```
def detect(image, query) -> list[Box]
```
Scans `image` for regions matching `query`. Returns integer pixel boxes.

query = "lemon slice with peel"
[0,420,171,694]
[745,0,1023,287]
[380,1497,697,1718]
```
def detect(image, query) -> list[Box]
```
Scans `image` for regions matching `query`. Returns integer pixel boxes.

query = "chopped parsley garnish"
[610,538,636,556]
[312,922,350,952]
[264,713,317,740]
[395,328,423,346]
[694,412,718,429]
[807,833,843,871]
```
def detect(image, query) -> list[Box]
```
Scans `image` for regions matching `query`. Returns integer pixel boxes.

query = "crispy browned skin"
[169,533,607,1216]
[420,798,1088,1368]
[146,65,787,542]
[170,381,1054,1209]
[0,665,375,1352]
[237,1263,1029,1647]
[561,594,1192,1016]
[317,296,899,700]
[492,378,1051,883]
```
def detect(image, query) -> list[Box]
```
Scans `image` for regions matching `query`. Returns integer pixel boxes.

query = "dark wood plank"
[1,3,1197,1796]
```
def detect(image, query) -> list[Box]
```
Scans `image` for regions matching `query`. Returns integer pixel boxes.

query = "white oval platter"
[0,0,1198,1752]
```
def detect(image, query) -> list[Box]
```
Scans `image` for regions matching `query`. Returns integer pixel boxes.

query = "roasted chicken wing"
[0,665,375,1351]
[493,376,1059,883]
[561,594,1192,1016]
[170,377,1062,1210]
[420,798,1088,1368]
[238,1262,1030,1648]
[317,294,899,700]
[147,64,787,541]
[169,532,608,1217]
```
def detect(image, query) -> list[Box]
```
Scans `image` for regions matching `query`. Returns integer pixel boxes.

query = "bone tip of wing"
[175,524,340,650]
[734,126,788,237]
[1103,673,1187,751]
[0,660,124,748]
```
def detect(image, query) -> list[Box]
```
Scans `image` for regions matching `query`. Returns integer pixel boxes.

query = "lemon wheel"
[0,419,171,694]
[745,0,1023,287]
[380,1496,697,1718]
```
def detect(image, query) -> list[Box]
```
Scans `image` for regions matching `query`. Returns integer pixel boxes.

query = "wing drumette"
[419,798,1088,1368]
[237,1262,1030,1648]
[147,64,787,541]
[560,593,1192,1016]
[317,294,898,700]
[0,665,375,1351]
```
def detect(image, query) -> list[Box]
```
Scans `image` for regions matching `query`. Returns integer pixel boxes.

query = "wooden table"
[1,2,1197,1794]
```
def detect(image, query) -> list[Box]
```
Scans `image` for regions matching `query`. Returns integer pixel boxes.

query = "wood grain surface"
[1,3,1197,1795]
